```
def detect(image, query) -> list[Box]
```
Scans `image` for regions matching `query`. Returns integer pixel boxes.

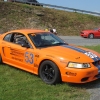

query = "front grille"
[95,74,100,78]
[93,60,100,74]
[81,77,89,82]
[80,32,84,34]
[92,60,100,66]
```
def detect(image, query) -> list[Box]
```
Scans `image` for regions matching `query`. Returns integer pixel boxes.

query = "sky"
[38,0,100,12]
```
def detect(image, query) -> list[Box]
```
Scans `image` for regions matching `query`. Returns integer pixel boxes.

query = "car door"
[8,43,35,73]
[98,28,100,37]
[95,28,100,37]
[2,32,36,73]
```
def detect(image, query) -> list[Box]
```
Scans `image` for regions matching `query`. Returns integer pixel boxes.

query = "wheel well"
[88,33,94,36]
[38,59,60,76]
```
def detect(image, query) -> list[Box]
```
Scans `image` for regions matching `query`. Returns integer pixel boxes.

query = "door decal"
[25,52,34,64]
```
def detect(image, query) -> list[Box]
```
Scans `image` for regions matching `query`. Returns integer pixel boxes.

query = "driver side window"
[13,33,31,48]
[4,32,32,48]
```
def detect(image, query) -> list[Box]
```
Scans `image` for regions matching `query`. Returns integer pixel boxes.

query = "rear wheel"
[39,60,61,85]
[0,55,2,64]
[88,33,94,39]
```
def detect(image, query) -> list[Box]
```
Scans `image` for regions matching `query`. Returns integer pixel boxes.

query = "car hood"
[39,44,100,63]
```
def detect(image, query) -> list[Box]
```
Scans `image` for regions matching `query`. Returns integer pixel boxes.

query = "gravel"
[60,36,100,100]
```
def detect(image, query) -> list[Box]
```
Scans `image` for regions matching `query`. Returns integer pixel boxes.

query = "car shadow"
[66,79,100,89]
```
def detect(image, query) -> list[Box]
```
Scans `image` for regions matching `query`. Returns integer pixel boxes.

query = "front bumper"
[61,63,99,83]
[80,34,88,38]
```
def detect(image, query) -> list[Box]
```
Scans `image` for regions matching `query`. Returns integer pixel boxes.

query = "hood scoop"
[75,57,81,59]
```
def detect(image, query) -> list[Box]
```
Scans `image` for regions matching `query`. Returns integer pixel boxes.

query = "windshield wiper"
[53,42,67,46]
[37,44,53,48]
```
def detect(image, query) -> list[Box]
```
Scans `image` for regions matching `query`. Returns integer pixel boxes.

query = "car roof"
[7,29,46,35]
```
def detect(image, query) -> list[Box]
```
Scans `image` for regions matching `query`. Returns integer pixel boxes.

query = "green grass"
[1,45,100,100]
[0,65,89,100]
[85,45,100,53]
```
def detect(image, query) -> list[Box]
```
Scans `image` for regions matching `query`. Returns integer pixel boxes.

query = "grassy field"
[1,45,100,100]
[0,65,90,100]
[85,45,100,53]
[0,2,100,35]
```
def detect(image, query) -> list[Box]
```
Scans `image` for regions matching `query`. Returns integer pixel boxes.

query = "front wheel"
[88,33,94,39]
[39,60,61,85]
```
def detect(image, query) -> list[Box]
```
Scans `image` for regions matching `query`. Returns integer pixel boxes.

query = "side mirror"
[21,43,30,48]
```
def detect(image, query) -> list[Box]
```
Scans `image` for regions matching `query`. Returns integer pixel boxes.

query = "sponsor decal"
[84,51,97,58]
[87,71,94,75]
[10,48,24,56]
[12,57,23,62]
[34,63,38,67]
[35,54,39,57]
[10,48,24,61]
[66,71,77,76]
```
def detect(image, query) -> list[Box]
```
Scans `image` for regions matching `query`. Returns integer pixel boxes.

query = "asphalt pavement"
[59,36,100,46]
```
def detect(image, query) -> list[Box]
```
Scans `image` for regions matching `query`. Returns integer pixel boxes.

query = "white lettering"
[84,52,97,58]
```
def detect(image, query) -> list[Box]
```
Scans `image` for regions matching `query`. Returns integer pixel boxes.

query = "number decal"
[25,52,34,64]
[25,52,29,63]
[84,52,97,58]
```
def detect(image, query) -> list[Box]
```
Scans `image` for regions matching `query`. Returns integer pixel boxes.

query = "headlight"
[68,62,90,68]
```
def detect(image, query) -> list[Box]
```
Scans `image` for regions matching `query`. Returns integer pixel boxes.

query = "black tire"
[88,33,94,39]
[0,55,2,64]
[39,60,61,85]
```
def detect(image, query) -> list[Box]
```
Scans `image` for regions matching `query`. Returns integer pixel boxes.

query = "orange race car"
[0,29,100,85]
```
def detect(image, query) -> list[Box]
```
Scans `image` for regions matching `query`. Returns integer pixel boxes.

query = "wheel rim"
[89,34,94,39]
[42,64,55,81]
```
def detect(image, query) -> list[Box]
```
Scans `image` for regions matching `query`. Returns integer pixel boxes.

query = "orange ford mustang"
[0,29,100,85]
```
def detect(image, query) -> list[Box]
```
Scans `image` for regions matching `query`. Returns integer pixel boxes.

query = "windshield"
[94,28,99,30]
[28,32,67,48]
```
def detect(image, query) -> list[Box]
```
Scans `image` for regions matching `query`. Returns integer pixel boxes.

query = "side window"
[3,33,12,42]
[13,33,32,48]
